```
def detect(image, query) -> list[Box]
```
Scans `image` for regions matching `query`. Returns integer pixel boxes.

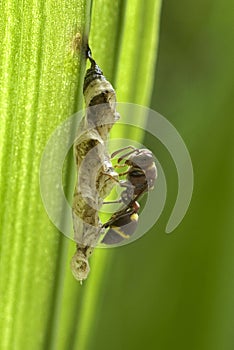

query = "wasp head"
[126,149,154,169]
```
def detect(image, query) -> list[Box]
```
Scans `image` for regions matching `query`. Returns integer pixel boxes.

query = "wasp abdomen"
[102,212,138,245]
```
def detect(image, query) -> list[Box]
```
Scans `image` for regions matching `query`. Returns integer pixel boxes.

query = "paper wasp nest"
[71,57,119,282]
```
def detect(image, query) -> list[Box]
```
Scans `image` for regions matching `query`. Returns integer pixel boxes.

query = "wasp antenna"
[118,149,138,163]
[111,146,136,159]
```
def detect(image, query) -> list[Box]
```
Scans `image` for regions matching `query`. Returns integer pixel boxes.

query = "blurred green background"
[0,1,233,349]
[90,1,234,350]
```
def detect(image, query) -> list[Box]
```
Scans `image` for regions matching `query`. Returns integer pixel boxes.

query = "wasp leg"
[118,170,130,176]
[113,164,130,176]
[100,171,133,187]
[100,171,119,183]
[103,199,122,204]
[114,164,127,168]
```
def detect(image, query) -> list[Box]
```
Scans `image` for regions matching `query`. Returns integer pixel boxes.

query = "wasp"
[105,146,157,205]
[101,146,157,244]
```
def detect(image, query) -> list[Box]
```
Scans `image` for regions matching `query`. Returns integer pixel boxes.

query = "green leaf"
[0,1,161,349]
